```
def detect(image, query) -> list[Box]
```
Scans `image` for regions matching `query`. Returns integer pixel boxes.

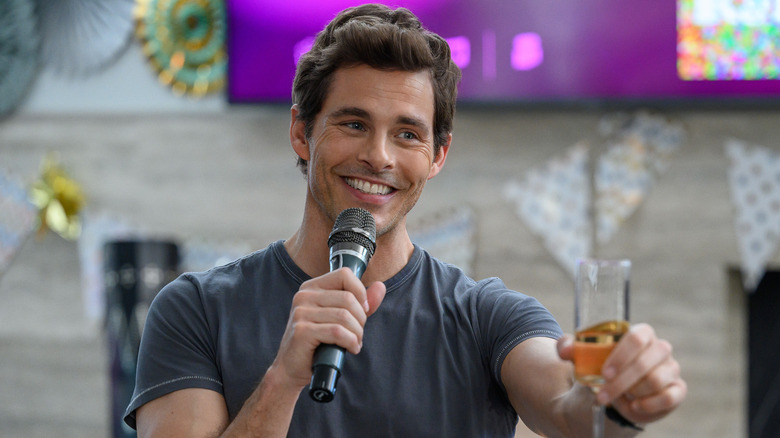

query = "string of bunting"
[5,122,776,313]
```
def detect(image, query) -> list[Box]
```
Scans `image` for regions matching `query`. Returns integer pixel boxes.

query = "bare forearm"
[221,365,303,438]
[503,339,642,438]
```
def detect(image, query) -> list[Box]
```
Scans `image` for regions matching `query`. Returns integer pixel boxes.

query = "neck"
[284,205,414,284]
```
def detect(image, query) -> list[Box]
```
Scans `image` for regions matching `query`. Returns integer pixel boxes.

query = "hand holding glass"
[573,259,630,437]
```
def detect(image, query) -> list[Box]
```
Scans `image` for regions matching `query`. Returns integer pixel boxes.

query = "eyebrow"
[396,115,430,133]
[329,106,431,132]
[329,107,371,120]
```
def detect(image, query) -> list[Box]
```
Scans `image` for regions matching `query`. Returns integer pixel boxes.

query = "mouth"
[344,177,394,195]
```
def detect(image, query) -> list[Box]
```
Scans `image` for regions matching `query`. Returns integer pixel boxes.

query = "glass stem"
[592,402,605,438]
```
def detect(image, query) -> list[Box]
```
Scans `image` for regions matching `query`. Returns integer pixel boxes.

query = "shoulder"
[185,242,279,290]
[409,247,538,307]
[412,247,479,291]
[148,241,283,316]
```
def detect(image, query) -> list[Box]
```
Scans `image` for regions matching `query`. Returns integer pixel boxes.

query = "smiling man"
[125,4,686,437]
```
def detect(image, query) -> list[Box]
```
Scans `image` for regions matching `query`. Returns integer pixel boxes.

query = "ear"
[427,133,451,180]
[290,104,310,161]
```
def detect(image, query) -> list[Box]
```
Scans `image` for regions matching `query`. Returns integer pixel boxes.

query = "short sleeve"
[474,279,563,391]
[123,274,224,429]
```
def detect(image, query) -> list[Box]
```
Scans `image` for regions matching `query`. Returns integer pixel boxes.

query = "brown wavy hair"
[292,3,462,173]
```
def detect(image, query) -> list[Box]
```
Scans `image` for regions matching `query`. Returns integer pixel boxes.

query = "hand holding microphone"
[269,208,383,404]
[309,208,378,402]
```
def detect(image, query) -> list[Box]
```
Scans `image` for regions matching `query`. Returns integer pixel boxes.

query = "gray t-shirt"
[125,240,562,436]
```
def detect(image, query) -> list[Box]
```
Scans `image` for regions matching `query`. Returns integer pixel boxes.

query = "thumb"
[365,281,386,317]
[557,334,575,361]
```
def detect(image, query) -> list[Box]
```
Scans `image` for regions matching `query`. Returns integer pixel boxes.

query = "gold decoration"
[29,155,85,240]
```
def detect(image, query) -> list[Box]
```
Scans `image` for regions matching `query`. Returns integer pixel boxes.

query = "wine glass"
[573,258,630,437]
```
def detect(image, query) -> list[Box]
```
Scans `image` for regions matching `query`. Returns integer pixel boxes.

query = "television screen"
[678,0,780,81]
[227,0,780,104]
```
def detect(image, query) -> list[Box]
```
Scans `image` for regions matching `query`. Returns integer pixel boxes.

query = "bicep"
[500,337,574,435]
[137,388,229,438]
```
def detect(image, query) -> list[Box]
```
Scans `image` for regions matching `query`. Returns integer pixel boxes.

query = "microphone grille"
[328,208,376,256]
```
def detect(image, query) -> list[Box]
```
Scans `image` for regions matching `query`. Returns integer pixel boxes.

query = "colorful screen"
[227,0,780,104]
[678,0,780,81]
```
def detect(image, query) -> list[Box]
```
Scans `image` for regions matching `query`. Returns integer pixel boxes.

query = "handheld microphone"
[309,207,377,403]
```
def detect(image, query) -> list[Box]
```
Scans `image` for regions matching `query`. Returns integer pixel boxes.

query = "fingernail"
[602,366,616,380]
[597,390,610,405]
[363,300,370,312]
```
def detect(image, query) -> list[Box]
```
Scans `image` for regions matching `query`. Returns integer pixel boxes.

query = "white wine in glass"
[574,319,630,387]
[574,258,630,437]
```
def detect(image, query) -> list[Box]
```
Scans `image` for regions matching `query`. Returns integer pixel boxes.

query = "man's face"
[293,64,448,238]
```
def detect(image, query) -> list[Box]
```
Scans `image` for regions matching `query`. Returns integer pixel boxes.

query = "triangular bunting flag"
[595,112,684,244]
[595,137,655,244]
[725,139,780,291]
[503,143,592,277]
[409,205,477,277]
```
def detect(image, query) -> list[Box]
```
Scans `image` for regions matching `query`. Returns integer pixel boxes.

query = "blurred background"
[1,0,779,437]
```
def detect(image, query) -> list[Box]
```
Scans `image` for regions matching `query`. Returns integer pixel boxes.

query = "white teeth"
[346,177,392,195]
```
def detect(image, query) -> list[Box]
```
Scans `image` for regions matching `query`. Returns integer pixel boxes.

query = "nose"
[358,133,394,172]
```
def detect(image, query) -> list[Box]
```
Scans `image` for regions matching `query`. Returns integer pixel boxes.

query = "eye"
[399,131,419,141]
[344,121,365,131]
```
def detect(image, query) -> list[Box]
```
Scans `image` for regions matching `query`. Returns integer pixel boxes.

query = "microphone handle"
[329,247,369,278]
[309,251,368,402]
[310,345,345,403]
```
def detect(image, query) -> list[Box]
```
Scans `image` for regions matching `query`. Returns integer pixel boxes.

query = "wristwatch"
[605,406,644,431]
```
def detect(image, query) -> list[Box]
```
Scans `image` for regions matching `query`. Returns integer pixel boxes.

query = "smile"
[344,177,393,195]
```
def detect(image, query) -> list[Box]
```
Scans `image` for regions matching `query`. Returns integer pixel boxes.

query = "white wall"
[18,43,225,115]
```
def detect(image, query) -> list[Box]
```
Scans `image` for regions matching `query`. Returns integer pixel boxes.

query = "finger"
[626,356,681,400]
[365,281,386,317]
[599,337,673,405]
[301,267,369,311]
[603,323,655,378]
[613,379,687,424]
[293,305,365,346]
[293,289,368,327]
[557,334,575,361]
[631,379,687,415]
[295,320,362,355]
